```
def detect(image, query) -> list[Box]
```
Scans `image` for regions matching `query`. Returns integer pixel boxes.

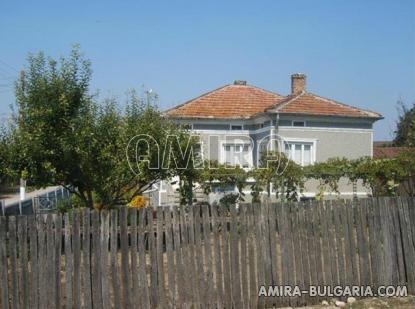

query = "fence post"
[0,200,4,216]
[19,200,22,215]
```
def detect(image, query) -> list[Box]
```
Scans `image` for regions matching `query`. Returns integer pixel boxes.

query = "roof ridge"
[163,84,231,115]
[241,83,284,98]
[266,91,306,112]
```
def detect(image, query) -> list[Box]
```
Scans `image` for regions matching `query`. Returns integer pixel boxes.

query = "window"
[231,125,243,130]
[193,143,204,167]
[284,142,314,166]
[292,121,305,127]
[223,143,251,168]
[181,123,193,129]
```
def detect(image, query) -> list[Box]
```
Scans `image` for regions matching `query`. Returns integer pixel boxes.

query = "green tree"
[394,100,415,146]
[10,47,191,208]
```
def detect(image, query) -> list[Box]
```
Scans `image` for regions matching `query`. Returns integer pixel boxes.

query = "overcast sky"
[1,0,414,140]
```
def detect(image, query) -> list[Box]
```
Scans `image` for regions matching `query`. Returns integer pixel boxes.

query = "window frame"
[283,138,317,166]
[292,120,306,127]
[220,142,253,169]
[230,124,244,131]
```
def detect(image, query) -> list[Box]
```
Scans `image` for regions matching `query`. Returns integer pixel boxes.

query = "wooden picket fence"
[0,197,414,308]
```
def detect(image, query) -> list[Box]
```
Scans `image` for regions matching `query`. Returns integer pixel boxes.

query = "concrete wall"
[277,127,373,161]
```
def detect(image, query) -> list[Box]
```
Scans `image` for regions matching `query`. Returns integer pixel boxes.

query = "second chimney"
[291,73,306,94]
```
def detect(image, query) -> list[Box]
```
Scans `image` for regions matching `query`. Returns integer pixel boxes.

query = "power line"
[0,59,19,74]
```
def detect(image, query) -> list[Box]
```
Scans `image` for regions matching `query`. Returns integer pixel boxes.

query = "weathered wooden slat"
[0,217,10,309]
[147,207,158,307]
[311,201,323,302]
[268,203,279,288]
[320,201,333,288]
[129,209,139,307]
[356,199,370,287]
[28,216,38,309]
[385,198,399,286]
[247,203,258,309]
[64,213,73,309]
[239,204,249,309]
[331,203,346,286]
[72,211,81,309]
[172,207,183,307]
[276,202,290,307]
[100,211,111,309]
[373,198,385,288]
[298,202,311,306]
[380,198,394,286]
[220,203,231,309]
[53,214,62,309]
[326,200,338,286]
[164,208,176,307]
[109,210,121,309]
[82,210,92,309]
[287,202,298,307]
[293,203,305,307]
[340,200,353,287]
[193,205,206,307]
[367,198,378,288]
[8,217,19,309]
[156,207,167,308]
[261,202,271,289]
[120,207,131,308]
[17,216,29,309]
[202,204,214,308]
[45,214,54,309]
[179,207,194,306]
[304,202,318,288]
[348,200,359,284]
[211,204,224,308]
[187,205,201,307]
[92,210,103,308]
[137,208,150,309]
[389,198,406,286]
[254,203,266,309]
[230,204,242,308]
[38,216,48,309]
[397,197,415,293]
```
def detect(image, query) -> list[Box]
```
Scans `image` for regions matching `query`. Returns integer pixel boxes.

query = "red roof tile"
[373,147,412,159]
[165,83,382,120]
[164,84,283,119]
[268,92,382,119]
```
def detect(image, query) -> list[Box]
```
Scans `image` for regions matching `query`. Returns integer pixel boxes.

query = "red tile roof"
[164,84,283,119]
[373,147,412,159]
[165,83,382,120]
[268,92,382,119]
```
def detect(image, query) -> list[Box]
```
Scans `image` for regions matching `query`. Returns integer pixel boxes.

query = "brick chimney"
[291,73,306,94]
[234,80,247,85]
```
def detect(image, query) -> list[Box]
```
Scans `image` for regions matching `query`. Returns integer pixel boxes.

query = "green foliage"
[394,100,415,146]
[198,161,248,205]
[305,154,415,197]
[8,46,192,208]
[168,133,202,206]
[357,154,414,196]
[250,152,304,202]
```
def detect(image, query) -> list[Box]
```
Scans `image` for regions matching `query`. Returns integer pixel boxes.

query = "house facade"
[157,74,382,205]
